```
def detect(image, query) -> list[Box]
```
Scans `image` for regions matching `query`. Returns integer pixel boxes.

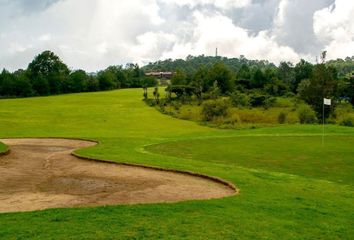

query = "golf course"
[0,88,353,239]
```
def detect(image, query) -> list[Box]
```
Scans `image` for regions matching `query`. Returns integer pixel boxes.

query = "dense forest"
[143,52,354,127]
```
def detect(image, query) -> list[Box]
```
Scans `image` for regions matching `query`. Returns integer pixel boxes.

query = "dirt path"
[0,138,235,213]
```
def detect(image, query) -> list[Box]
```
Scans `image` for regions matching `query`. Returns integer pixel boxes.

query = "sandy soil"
[0,138,235,213]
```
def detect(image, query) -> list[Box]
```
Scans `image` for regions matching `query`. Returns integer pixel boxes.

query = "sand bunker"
[0,138,235,213]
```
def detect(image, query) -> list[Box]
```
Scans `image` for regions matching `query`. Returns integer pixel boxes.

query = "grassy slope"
[0,142,6,153]
[0,89,353,239]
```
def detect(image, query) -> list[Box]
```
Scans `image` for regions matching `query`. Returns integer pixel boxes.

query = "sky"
[0,0,353,72]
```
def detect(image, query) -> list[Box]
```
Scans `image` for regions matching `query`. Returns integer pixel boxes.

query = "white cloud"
[273,0,335,56]
[162,11,300,64]
[0,0,165,71]
[313,0,354,59]
[0,0,352,71]
[39,34,51,42]
[159,0,251,9]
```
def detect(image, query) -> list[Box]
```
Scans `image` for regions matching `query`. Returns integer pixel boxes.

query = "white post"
[322,101,325,146]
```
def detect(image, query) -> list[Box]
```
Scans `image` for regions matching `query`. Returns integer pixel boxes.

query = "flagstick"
[322,101,325,146]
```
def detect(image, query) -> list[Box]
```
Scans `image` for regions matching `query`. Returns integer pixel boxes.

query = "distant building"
[146,71,174,79]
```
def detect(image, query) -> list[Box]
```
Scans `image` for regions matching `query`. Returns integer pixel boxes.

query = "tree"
[141,76,158,88]
[166,85,196,99]
[207,62,234,94]
[97,70,117,90]
[125,63,143,87]
[171,69,187,85]
[277,61,296,92]
[87,76,99,92]
[0,69,15,96]
[65,70,89,93]
[236,64,252,90]
[143,87,148,100]
[251,68,267,88]
[209,80,221,99]
[294,59,313,92]
[298,63,338,118]
[237,64,251,80]
[31,74,50,96]
[27,50,69,95]
[191,66,207,99]
[153,87,160,104]
[12,70,33,97]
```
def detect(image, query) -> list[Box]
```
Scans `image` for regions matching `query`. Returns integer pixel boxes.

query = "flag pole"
[322,100,325,146]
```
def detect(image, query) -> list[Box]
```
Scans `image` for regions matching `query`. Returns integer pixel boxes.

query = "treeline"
[143,55,275,75]
[143,54,354,78]
[0,51,157,98]
[149,52,354,120]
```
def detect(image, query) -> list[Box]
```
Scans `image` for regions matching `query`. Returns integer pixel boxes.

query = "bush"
[178,106,202,121]
[249,94,267,107]
[145,98,156,107]
[339,116,354,127]
[236,110,273,124]
[229,91,250,108]
[171,101,182,110]
[273,97,294,108]
[201,98,231,121]
[278,111,287,124]
[264,97,277,109]
[297,104,317,124]
[248,92,272,107]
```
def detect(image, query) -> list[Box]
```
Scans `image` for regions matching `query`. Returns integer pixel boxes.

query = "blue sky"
[0,0,353,71]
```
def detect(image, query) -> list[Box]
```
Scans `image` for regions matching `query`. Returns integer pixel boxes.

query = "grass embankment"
[0,89,353,239]
[0,143,7,154]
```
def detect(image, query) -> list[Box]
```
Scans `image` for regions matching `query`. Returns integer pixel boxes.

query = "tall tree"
[294,59,313,92]
[251,68,267,88]
[171,69,187,85]
[191,66,207,97]
[27,50,69,95]
[207,62,234,94]
[278,61,296,92]
[65,70,89,93]
[298,63,338,118]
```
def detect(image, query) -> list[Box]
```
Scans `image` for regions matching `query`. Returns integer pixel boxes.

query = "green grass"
[0,142,7,153]
[0,89,353,239]
[147,136,354,184]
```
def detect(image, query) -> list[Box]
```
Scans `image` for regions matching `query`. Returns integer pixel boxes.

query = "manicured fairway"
[0,89,353,239]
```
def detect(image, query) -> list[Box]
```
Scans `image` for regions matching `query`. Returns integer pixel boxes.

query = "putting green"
[0,89,353,239]
[146,135,354,185]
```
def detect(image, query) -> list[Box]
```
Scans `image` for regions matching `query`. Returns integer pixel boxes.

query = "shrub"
[264,97,277,109]
[339,116,354,127]
[273,97,294,108]
[236,110,273,124]
[145,99,156,107]
[333,103,353,117]
[201,98,231,121]
[248,92,273,107]
[297,104,317,124]
[178,106,202,121]
[249,94,267,107]
[278,111,287,124]
[229,91,250,108]
[229,112,241,124]
[171,101,182,110]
